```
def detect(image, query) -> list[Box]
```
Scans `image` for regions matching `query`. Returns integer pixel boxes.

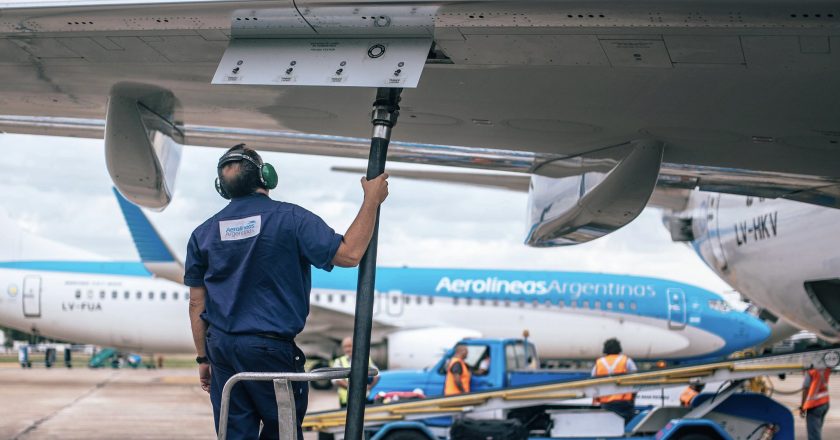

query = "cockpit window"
[708,300,732,313]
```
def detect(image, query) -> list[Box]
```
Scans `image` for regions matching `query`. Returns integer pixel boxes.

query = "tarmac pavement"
[0,366,836,439]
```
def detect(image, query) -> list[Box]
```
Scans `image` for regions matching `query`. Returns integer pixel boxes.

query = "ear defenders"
[214,144,278,199]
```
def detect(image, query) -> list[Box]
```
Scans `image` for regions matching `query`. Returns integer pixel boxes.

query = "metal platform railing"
[218,367,379,440]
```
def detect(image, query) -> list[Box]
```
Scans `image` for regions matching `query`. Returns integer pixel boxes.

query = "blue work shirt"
[184,193,342,338]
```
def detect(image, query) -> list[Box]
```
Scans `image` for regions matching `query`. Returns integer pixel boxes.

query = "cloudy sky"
[0,132,732,294]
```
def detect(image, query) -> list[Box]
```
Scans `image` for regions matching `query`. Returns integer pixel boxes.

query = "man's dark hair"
[603,338,622,355]
[218,145,263,198]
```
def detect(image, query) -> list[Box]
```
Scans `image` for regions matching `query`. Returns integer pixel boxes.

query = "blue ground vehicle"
[371,338,588,399]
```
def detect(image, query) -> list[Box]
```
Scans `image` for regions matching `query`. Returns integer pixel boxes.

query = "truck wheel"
[674,433,719,440]
[309,358,333,390]
[381,430,430,440]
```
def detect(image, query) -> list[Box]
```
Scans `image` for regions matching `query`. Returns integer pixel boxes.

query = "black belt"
[255,333,295,342]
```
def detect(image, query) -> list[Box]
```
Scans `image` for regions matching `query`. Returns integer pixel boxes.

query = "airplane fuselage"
[684,193,840,341]
[0,264,769,366]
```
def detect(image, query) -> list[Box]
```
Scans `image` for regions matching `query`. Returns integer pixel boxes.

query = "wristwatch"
[196,356,209,365]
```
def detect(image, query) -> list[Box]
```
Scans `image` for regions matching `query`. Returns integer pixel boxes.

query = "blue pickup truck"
[370,338,588,399]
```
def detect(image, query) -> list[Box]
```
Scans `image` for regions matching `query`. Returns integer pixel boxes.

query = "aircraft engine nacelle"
[383,327,481,370]
[105,82,184,210]
[526,140,664,246]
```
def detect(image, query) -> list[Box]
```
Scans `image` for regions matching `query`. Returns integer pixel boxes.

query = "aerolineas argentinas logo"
[434,276,656,299]
[219,215,262,241]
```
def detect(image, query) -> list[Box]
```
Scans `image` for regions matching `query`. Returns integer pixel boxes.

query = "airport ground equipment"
[304,348,840,439]
[370,338,589,399]
[217,367,378,440]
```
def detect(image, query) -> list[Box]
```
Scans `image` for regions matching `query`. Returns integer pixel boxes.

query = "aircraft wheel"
[309,358,333,390]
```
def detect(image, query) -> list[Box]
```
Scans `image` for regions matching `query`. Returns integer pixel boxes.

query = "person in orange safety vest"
[679,383,705,407]
[591,338,638,423]
[800,367,830,440]
[444,345,471,396]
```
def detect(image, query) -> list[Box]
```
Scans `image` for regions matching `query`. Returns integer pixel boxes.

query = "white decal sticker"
[219,215,261,241]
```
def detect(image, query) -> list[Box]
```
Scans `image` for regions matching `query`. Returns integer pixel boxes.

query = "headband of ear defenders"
[215,144,278,199]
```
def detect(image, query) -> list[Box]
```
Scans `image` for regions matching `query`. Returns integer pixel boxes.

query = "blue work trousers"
[206,329,308,440]
[806,403,829,440]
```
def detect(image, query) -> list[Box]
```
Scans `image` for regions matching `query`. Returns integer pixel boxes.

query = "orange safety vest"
[444,357,471,396]
[593,354,634,404]
[803,368,830,410]
[679,387,699,407]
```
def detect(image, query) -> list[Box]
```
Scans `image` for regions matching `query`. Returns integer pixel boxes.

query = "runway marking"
[11,371,119,440]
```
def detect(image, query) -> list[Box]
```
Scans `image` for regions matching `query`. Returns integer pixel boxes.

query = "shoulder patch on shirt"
[219,215,262,241]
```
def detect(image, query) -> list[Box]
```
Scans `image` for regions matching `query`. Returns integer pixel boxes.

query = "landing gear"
[309,358,334,390]
[345,87,403,440]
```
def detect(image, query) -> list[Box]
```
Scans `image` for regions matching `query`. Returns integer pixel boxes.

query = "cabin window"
[87,290,93,299]
[136,291,142,300]
[75,290,81,299]
[504,300,511,307]
[570,300,577,308]
[99,290,106,300]
[466,298,473,306]
[327,294,333,303]
[427,296,434,305]
[173,292,179,300]
[618,301,625,310]
[391,296,398,305]
[630,301,638,311]
[479,299,486,306]
[472,345,492,376]
[453,297,459,306]
[184,292,190,300]
[532,299,538,308]
[492,300,499,307]
[148,291,154,300]
[403,296,410,305]
[314,294,320,302]
[124,291,130,300]
[606,301,613,310]
[594,300,601,309]
[340,294,346,303]
[544,299,551,308]
[160,292,167,300]
[582,300,590,308]
[415,296,422,305]
[111,291,118,299]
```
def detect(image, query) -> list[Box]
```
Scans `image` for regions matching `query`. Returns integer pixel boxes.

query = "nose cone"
[732,313,772,352]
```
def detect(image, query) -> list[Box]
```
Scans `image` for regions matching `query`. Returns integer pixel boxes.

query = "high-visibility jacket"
[679,387,699,407]
[593,354,634,404]
[444,357,471,396]
[334,355,375,405]
[803,368,830,410]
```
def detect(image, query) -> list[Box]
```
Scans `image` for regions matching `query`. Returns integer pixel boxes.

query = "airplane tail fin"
[113,188,184,284]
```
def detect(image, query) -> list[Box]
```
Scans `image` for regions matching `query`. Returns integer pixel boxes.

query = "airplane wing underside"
[1,0,839,241]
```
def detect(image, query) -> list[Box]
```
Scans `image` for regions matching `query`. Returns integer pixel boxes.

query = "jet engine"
[379,327,481,369]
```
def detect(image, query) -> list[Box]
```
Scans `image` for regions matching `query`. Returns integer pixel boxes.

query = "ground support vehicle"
[305,348,840,440]
[369,338,588,400]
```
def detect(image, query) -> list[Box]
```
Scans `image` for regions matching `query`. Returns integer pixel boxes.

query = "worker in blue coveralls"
[186,144,389,440]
